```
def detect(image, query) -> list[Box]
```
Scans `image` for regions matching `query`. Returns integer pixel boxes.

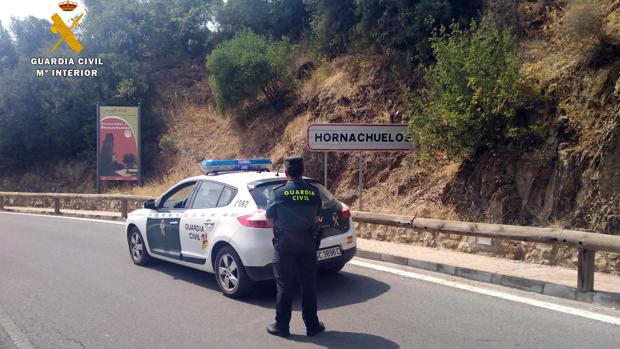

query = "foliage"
[0,21,17,71]
[305,0,358,58]
[355,0,482,64]
[215,0,307,41]
[406,19,524,158]
[158,134,175,152]
[206,30,295,111]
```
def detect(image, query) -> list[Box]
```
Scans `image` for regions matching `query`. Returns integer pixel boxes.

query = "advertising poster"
[98,106,140,181]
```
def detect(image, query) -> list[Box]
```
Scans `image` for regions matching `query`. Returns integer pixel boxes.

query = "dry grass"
[563,0,604,41]
[300,56,357,100]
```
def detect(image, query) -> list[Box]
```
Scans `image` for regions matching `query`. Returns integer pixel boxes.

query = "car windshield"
[249,179,338,209]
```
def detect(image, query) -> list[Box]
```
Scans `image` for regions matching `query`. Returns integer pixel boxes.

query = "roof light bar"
[201,158,272,173]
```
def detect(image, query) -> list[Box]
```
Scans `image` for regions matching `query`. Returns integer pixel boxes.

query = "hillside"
[0,1,618,272]
[135,0,620,272]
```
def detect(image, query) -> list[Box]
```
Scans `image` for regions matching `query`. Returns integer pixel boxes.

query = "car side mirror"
[144,199,157,210]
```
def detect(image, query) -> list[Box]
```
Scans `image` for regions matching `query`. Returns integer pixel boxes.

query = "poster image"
[98,106,140,181]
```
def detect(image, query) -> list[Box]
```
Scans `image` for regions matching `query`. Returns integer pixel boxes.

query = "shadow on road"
[286,330,400,349]
[147,260,391,310]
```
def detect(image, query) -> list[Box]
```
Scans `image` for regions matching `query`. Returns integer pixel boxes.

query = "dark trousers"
[272,244,320,329]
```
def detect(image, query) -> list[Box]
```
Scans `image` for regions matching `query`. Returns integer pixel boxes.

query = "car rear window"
[249,179,338,209]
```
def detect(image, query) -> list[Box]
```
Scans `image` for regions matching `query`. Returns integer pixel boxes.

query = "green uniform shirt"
[266,179,322,231]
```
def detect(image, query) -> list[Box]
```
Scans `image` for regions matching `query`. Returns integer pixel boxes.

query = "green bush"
[158,134,175,152]
[206,30,295,112]
[406,19,523,158]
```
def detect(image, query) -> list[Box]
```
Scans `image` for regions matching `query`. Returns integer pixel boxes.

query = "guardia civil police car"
[125,159,356,298]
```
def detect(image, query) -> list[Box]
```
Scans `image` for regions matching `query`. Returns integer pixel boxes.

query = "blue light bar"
[201,158,272,173]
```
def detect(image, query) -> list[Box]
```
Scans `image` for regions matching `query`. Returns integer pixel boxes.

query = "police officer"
[265,155,325,338]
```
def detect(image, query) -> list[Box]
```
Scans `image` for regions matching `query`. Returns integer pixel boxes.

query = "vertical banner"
[98,106,140,181]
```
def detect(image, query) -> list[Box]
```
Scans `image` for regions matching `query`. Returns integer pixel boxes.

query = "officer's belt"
[276,227,315,235]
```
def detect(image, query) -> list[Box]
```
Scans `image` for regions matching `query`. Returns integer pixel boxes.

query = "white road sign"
[307,123,414,152]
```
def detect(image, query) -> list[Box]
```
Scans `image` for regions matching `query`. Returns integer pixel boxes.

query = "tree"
[206,30,295,111]
[215,0,307,41]
[0,21,17,72]
[406,19,523,158]
[305,0,358,57]
[355,0,482,64]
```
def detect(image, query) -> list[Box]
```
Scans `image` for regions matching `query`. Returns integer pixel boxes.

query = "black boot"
[266,323,290,338]
[306,322,325,337]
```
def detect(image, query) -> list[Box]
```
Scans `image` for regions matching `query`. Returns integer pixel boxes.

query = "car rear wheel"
[128,227,151,265]
[214,246,253,298]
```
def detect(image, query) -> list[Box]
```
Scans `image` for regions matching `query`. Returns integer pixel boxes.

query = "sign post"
[96,101,101,194]
[307,123,414,211]
[323,152,328,187]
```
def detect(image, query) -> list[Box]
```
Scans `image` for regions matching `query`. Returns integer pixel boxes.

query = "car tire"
[128,227,151,266]
[214,246,254,298]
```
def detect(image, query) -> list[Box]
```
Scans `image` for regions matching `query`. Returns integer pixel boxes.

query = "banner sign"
[307,123,415,152]
[97,106,140,181]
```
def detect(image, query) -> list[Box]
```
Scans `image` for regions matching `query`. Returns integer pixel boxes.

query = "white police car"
[126,159,357,298]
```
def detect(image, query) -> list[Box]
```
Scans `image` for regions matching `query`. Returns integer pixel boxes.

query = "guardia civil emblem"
[159,219,166,237]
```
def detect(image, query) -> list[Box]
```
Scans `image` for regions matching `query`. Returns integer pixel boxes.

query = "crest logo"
[159,219,166,237]
[50,2,84,53]
[59,1,78,11]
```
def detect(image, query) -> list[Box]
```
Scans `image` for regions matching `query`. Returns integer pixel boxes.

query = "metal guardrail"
[0,192,617,293]
[352,211,620,293]
[0,192,152,219]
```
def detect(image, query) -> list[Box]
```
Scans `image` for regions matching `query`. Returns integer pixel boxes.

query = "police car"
[126,159,357,298]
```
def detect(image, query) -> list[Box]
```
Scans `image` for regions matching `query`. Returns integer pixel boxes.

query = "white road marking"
[0,307,33,349]
[351,259,620,327]
[0,211,125,225]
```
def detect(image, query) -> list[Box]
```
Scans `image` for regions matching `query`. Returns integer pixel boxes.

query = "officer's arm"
[265,192,277,226]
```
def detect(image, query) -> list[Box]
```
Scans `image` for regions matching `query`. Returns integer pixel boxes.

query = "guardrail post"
[53,198,61,215]
[121,199,128,219]
[577,249,595,292]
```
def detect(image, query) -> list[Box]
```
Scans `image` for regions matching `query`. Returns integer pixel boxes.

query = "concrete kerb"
[356,248,620,309]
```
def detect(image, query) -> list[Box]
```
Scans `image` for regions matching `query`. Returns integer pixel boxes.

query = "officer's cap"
[284,155,304,171]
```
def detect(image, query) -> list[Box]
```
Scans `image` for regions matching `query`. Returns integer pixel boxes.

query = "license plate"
[317,247,341,261]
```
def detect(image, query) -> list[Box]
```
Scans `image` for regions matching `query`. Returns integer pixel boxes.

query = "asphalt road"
[0,212,619,349]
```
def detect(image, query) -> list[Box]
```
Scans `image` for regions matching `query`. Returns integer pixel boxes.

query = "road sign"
[307,123,414,211]
[307,123,414,152]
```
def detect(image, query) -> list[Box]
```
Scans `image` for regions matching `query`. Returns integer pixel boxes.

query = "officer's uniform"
[266,156,324,336]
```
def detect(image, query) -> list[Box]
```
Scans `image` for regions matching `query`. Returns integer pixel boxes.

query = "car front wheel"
[128,227,151,266]
[214,246,253,298]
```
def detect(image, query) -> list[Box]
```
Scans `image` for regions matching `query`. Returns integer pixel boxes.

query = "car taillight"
[339,204,351,219]
[238,209,272,228]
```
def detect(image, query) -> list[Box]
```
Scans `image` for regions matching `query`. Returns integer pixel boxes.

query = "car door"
[180,181,237,265]
[146,181,198,260]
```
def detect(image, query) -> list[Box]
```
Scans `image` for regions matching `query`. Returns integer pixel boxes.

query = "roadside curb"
[356,249,620,309]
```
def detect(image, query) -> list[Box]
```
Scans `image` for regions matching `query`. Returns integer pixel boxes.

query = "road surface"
[0,212,618,348]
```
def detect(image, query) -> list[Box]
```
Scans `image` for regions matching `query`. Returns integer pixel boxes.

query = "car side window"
[160,182,197,209]
[192,182,225,209]
[217,186,236,207]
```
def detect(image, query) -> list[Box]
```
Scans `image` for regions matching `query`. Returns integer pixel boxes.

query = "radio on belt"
[201,158,272,173]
